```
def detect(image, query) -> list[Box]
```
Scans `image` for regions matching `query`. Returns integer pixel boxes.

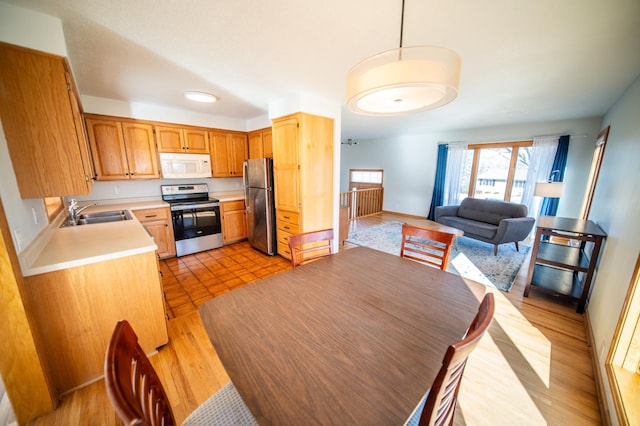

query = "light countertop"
[212,190,244,202]
[20,201,168,277]
[20,193,245,277]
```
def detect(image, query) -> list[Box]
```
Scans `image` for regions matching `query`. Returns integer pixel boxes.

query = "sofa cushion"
[437,216,498,239]
[457,198,527,226]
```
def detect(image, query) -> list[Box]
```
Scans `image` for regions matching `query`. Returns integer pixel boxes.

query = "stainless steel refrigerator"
[243,158,276,255]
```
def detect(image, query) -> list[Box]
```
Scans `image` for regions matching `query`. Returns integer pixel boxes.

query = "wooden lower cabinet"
[221,200,247,244]
[23,251,168,397]
[276,210,300,260]
[133,207,176,259]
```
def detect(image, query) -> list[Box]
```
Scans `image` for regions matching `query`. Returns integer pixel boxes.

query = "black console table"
[524,216,607,313]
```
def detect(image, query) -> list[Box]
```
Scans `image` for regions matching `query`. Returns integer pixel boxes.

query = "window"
[581,126,609,220]
[467,141,533,203]
[349,169,383,190]
[606,253,640,425]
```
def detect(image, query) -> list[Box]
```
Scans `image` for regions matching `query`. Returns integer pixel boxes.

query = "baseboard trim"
[584,309,611,425]
[380,210,425,220]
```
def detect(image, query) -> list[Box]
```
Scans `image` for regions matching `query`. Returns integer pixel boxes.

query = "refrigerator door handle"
[243,160,250,213]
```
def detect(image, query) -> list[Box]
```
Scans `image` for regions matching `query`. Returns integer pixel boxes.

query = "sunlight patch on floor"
[492,290,552,388]
[458,328,547,425]
[450,252,494,287]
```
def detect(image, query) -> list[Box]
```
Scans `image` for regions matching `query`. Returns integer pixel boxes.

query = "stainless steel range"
[161,184,223,256]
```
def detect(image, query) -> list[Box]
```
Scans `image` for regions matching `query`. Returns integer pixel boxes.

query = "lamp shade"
[346,46,461,115]
[534,182,564,198]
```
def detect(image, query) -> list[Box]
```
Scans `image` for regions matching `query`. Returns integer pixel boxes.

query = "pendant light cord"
[399,0,405,48]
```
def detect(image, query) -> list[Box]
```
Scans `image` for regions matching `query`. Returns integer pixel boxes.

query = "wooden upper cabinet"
[248,131,264,159]
[183,128,209,153]
[248,127,273,159]
[210,131,248,177]
[263,128,273,158]
[0,42,93,198]
[85,116,160,180]
[121,123,160,178]
[156,125,209,154]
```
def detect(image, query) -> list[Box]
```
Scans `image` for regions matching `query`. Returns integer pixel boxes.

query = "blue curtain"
[427,144,448,220]
[540,135,570,216]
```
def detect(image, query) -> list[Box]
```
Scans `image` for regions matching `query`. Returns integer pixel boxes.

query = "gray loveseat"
[435,198,535,255]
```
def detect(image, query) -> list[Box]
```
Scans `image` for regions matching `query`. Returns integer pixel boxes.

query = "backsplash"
[70,177,243,202]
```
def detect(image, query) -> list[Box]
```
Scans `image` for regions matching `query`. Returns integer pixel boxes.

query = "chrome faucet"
[68,199,95,226]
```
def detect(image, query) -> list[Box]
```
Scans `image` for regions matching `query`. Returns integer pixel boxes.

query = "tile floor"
[159,241,293,318]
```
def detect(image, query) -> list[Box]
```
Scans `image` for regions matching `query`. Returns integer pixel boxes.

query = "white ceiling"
[5,0,640,140]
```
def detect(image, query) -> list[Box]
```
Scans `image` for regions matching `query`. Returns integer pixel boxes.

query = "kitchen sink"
[61,210,132,227]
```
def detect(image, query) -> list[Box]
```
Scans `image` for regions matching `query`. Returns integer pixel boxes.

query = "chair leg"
[494,245,498,256]
[515,241,520,252]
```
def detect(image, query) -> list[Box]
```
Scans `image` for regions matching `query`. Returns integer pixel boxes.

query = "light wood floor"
[31,212,602,425]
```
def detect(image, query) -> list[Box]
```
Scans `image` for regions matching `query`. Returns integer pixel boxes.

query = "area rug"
[345,221,530,291]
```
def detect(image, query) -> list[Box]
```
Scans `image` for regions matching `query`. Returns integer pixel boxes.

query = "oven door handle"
[171,202,219,210]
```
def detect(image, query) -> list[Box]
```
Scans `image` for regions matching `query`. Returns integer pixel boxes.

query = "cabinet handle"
[284,226,290,230]
[283,215,290,219]
[145,215,158,218]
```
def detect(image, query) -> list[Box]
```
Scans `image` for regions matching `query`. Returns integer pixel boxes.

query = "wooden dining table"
[199,247,483,425]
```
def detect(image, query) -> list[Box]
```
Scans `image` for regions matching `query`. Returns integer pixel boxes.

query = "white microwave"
[159,153,212,179]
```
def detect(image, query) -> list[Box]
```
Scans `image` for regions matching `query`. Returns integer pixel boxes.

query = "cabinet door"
[183,128,209,154]
[222,209,247,244]
[65,70,95,188]
[248,130,264,159]
[210,131,232,177]
[144,220,176,258]
[122,123,160,179]
[229,133,248,176]
[86,119,129,180]
[273,118,300,212]
[133,208,176,258]
[0,42,91,197]
[155,126,184,153]
[263,128,273,158]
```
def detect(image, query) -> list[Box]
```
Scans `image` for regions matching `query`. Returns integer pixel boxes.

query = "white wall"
[81,95,248,131]
[585,74,640,424]
[340,117,601,217]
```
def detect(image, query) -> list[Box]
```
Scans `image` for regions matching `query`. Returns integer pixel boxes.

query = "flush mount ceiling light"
[346,0,461,116]
[184,91,218,103]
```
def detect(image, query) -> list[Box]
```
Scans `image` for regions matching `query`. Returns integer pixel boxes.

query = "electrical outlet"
[600,340,607,360]
[32,207,38,224]
[114,185,120,195]
[13,229,24,252]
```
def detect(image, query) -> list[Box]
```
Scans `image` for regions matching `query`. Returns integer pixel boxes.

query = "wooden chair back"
[400,224,456,270]
[288,229,335,267]
[417,293,495,426]
[104,320,176,426]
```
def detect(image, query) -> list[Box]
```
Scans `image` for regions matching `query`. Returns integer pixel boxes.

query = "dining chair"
[104,320,257,426]
[287,228,335,267]
[400,224,457,270]
[405,293,495,426]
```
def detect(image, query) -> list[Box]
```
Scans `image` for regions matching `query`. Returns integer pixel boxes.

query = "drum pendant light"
[346,0,461,116]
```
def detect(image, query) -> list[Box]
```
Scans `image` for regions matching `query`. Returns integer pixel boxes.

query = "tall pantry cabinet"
[272,112,334,259]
